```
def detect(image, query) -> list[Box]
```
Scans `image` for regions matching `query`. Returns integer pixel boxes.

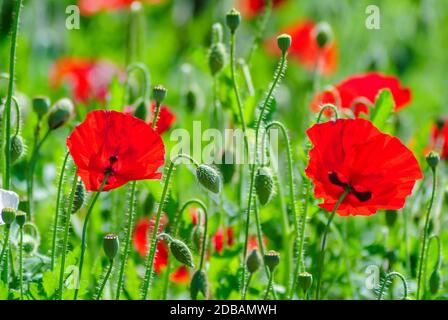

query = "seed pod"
[217,150,235,184]
[255,167,274,205]
[103,233,119,260]
[196,164,221,194]
[226,8,241,32]
[263,250,280,272]
[191,225,204,252]
[190,270,208,300]
[429,269,441,295]
[277,33,292,54]
[426,151,440,169]
[298,272,313,293]
[170,238,194,268]
[153,85,167,104]
[48,98,74,130]
[314,22,333,48]
[246,249,261,274]
[15,210,27,228]
[32,96,50,119]
[385,210,398,228]
[209,43,226,76]
[1,207,16,225]
[72,181,86,213]
[11,135,25,163]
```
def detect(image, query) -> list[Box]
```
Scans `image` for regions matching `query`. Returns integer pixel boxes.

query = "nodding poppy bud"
[426,151,440,169]
[263,250,280,272]
[15,210,26,228]
[32,96,50,119]
[217,150,235,184]
[152,85,167,104]
[226,8,241,33]
[314,22,333,48]
[298,272,313,293]
[103,233,119,260]
[211,23,223,44]
[1,208,16,225]
[429,269,441,295]
[190,270,208,300]
[191,225,204,252]
[196,164,221,194]
[144,192,155,215]
[170,238,195,268]
[11,135,25,164]
[186,88,197,112]
[133,98,147,121]
[48,98,74,130]
[209,42,227,76]
[246,249,261,274]
[255,167,274,205]
[385,210,398,228]
[277,33,292,54]
[72,181,86,213]
[23,234,38,254]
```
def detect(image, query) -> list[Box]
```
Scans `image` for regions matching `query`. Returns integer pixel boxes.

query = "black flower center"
[328,172,372,202]
[104,155,119,176]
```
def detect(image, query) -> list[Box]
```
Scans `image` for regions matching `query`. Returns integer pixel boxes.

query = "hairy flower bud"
[277,33,292,54]
[226,8,241,33]
[246,249,261,274]
[103,233,119,260]
[1,207,16,225]
[263,250,280,272]
[298,272,313,293]
[153,85,167,104]
[32,96,50,119]
[255,167,274,205]
[133,98,147,121]
[426,151,440,169]
[209,42,226,76]
[190,270,208,300]
[196,164,221,194]
[314,22,333,48]
[217,150,235,184]
[429,269,441,295]
[15,210,26,228]
[11,135,25,163]
[170,238,194,268]
[48,98,74,130]
[72,181,86,213]
[191,225,204,252]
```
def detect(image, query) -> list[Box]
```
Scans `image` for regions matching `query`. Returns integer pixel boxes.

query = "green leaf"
[371,89,394,130]
[42,269,58,297]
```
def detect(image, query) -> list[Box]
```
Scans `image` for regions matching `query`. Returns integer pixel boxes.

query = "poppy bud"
[15,210,26,228]
[1,207,16,225]
[152,85,167,104]
[209,42,226,76]
[426,151,439,169]
[277,33,292,54]
[211,22,223,44]
[429,269,441,295]
[133,98,147,121]
[170,238,195,268]
[32,96,50,119]
[191,225,204,252]
[23,234,38,254]
[196,164,221,194]
[298,272,313,293]
[190,270,208,300]
[144,192,155,215]
[186,88,197,112]
[255,167,274,205]
[314,22,333,48]
[226,8,241,33]
[246,249,261,274]
[103,233,119,261]
[11,135,25,163]
[263,250,280,272]
[385,210,398,228]
[48,98,74,130]
[217,150,235,184]
[72,181,86,213]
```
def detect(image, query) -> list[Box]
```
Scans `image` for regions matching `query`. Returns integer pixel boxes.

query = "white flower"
[0,189,19,225]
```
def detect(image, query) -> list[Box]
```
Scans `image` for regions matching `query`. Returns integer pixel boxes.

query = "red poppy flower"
[267,20,337,76]
[238,0,285,18]
[428,118,448,159]
[226,227,234,247]
[311,72,411,116]
[212,226,235,253]
[50,58,117,104]
[133,216,168,273]
[248,235,268,252]
[78,0,164,16]
[170,266,190,284]
[67,110,165,191]
[305,118,422,216]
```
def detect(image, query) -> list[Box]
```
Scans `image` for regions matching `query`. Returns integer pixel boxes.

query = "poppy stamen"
[329,172,372,202]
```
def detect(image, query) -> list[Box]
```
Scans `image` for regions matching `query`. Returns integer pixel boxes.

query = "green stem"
[115,181,137,300]
[50,151,70,271]
[152,102,161,129]
[0,226,11,286]
[122,63,151,108]
[377,272,408,300]
[2,0,23,190]
[247,0,272,65]
[315,189,349,300]
[428,235,442,270]
[96,260,114,300]
[416,166,437,300]
[242,272,253,300]
[141,154,199,300]
[19,226,23,299]
[12,96,20,137]
[263,270,275,300]
[74,172,111,300]
[57,172,79,299]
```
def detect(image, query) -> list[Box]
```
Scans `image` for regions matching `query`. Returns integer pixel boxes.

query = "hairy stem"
[19,226,23,299]
[96,260,114,300]
[377,272,408,300]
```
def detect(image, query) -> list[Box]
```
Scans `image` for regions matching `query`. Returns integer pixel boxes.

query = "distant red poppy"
[248,235,268,252]
[305,118,422,216]
[50,58,117,104]
[428,118,448,159]
[170,266,190,284]
[149,103,176,134]
[67,110,165,191]
[267,20,337,76]
[311,72,411,116]
[238,0,285,18]
[133,216,168,273]
[78,0,164,16]
[212,226,234,253]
